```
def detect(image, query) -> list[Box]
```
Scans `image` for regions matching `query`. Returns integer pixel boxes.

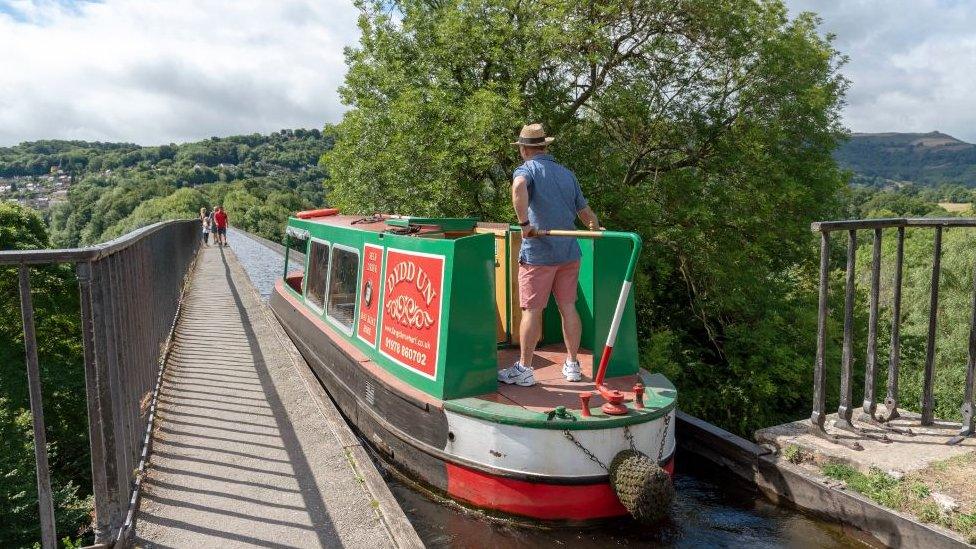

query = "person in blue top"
[498,123,601,387]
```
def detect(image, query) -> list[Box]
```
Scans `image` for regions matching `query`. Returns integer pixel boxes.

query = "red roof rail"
[295,208,339,219]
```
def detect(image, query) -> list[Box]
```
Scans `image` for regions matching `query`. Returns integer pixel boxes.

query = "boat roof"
[291,214,483,234]
[299,214,388,232]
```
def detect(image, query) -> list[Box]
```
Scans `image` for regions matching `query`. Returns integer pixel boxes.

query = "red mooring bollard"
[580,392,593,417]
[633,383,645,409]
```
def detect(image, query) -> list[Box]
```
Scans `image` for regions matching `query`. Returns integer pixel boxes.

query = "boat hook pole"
[541,229,642,415]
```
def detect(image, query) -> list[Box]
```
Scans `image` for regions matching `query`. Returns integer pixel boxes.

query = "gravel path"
[134,245,397,548]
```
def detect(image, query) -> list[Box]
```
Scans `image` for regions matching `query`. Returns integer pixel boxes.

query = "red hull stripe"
[446,457,675,520]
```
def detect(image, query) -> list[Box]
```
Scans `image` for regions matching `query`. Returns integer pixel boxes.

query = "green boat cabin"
[281,214,642,405]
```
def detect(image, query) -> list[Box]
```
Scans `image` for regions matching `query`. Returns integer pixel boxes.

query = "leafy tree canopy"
[326,0,848,432]
[34,129,332,246]
[0,203,91,546]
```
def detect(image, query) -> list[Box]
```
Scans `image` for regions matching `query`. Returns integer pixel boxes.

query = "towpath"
[135,244,420,548]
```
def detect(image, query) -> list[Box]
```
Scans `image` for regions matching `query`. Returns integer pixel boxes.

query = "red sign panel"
[357,243,383,347]
[379,249,445,379]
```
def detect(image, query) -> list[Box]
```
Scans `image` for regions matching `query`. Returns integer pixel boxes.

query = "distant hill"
[835,131,976,187]
[0,129,332,247]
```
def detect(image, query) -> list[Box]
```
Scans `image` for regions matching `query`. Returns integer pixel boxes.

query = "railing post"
[18,265,58,549]
[949,261,976,444]
[862,228,882,418]
[91,257,125,539]
[921,226,943,425]
[811,230,830,429]
[106,252,135,506]
[883,226,905,421]
[76,262,112,542]
[835,230,858,431]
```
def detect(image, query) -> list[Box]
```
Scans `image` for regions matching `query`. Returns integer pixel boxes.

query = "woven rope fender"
[608,450,674,523]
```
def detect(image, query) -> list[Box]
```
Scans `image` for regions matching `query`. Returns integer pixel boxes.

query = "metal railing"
[811,217,976,449]
[0,220,199,547]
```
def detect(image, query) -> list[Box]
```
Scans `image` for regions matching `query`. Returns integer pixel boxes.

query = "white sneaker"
[498,362,536,386]
[562,359,582,382]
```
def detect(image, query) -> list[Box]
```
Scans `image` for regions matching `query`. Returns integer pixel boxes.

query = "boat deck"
[491,345,641,412]
[285,272,644,414]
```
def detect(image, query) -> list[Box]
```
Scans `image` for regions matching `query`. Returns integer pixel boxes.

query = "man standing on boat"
[498,123,601,387]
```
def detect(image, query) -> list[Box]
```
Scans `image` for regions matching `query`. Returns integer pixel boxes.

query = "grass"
[783,444,804,464]
[819,457,976,544]
[938,202,972,213]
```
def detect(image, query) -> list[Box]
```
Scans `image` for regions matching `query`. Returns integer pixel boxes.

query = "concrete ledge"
[676,411,971,548]
[248,259,423,549]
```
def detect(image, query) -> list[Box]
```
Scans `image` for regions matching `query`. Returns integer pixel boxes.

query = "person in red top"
[213,206,228,247]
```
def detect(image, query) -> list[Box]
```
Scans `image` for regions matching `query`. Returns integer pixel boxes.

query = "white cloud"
[785,0,976,142]
[0,0,361,146]
[4,1,975,145]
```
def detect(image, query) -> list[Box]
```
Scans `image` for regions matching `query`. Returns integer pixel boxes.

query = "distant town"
[0,167,73,210]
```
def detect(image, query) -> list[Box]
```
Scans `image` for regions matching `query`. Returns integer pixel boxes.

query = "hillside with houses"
[0,129,332,246]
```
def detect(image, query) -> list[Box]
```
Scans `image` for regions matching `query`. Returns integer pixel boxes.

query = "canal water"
[228,229,862,548]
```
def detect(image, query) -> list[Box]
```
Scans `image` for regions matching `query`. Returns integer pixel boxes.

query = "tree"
[326,0,848,433]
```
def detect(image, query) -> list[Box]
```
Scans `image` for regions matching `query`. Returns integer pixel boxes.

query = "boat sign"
[379,248,445,379]
[357,243,383,347]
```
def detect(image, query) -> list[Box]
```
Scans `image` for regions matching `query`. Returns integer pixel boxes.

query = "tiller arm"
[542,229,642,415]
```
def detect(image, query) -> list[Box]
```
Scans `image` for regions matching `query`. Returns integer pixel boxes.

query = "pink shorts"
[518,260,580,310]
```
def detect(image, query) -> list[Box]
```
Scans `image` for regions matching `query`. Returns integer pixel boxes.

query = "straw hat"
[511,123,555,147]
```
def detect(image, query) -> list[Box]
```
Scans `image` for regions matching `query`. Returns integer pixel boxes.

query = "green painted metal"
[602,230,642,283]
[284,216,643,400]
[445,371,675,429]
[504,230,512,343]
[443,235,497,397]
[540,238,638,378]
[287,217,496,399]
[384,217,479,231]
[283,235,291,278]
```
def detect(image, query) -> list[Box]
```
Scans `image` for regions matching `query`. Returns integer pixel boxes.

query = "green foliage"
[783,444,804,464]
[819,458,976,540]
[857,191,948,218]
[845,225,976,423]
[0,203,93,546]
[327,0,848,434]
[820,464,902,507]
[99,187,209,240]
[42,129,332,246]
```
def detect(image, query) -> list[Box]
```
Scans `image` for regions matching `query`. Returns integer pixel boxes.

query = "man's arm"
[577,206,601,230]
[513,175,538,236]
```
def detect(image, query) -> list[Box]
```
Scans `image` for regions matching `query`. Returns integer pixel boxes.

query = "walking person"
[214,205,229,247]
[208,205,219,246]
[199,207,211,246]
[498,124,602,387]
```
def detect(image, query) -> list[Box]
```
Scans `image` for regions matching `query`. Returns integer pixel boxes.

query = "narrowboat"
[269,210,677,522]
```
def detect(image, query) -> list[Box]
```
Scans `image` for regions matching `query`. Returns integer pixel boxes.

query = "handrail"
[809,217,976,449]
[0,219,191,265]
[2,219,200,547]
[811,217,976,232]
[542,229,643,414]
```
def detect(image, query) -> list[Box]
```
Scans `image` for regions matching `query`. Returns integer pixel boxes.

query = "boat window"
[305,240,329,312]
[327,245,359,332]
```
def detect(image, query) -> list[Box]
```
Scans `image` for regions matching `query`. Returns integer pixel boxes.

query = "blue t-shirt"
[514,154,588,265]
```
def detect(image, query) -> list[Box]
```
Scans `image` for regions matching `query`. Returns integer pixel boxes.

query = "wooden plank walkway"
[135,244,420,548]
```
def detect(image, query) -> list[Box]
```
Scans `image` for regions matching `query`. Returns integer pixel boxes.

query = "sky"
[0,0,360,146]
[1,0,976,146]
[785,0,976,142]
